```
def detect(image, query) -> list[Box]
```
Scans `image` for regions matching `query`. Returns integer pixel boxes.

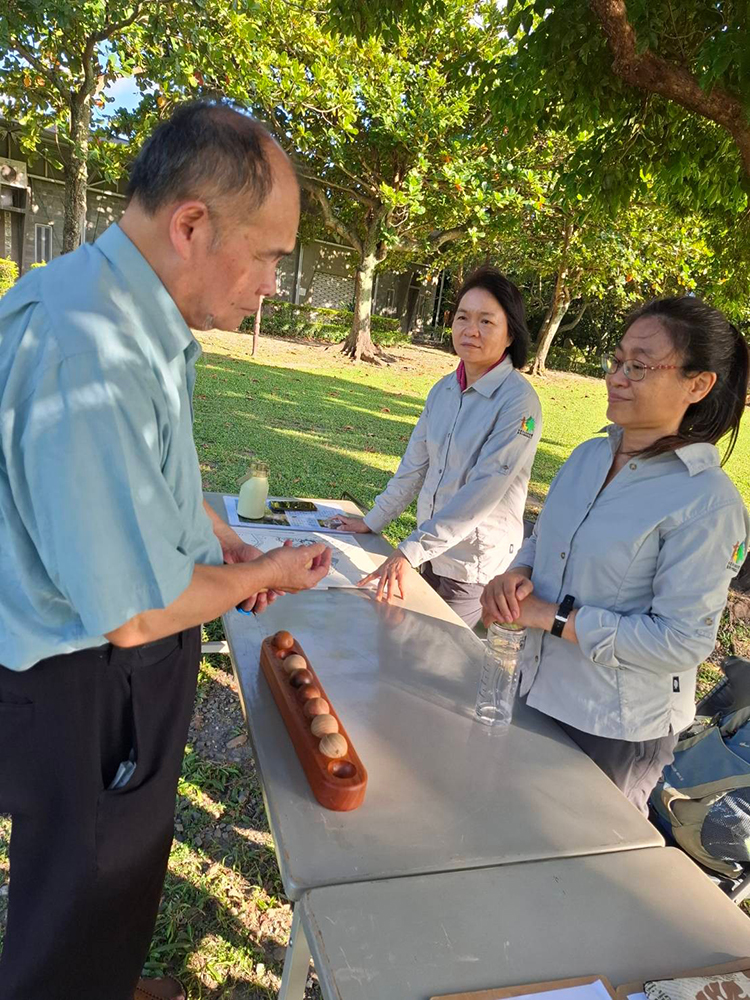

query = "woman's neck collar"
[619,425,681,455]
[463,354,506,389]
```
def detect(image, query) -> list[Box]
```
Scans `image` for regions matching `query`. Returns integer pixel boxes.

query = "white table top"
[208,494,662,901]
[301,848,750,1000]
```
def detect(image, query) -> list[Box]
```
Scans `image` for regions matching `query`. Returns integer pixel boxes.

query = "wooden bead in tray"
[259,631,368,811]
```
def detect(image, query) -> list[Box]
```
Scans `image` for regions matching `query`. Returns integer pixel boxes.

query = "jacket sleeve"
[398,390,542,569]
[363,398,431,533]
[575,500,750,673]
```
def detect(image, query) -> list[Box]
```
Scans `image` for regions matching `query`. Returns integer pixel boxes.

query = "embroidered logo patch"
[518,415,536,438]
[728,540,746,572]
[672,676,680,693]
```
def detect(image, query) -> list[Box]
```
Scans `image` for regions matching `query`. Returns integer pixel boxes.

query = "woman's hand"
[333,516,372,534]
[481,569,533,625]
[357,551,413,603]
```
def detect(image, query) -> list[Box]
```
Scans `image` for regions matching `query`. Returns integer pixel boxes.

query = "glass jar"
[474,622,527,728]
[237,461,269,519]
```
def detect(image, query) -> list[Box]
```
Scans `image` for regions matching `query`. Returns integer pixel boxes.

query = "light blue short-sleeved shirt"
[513,425,750,740]
[0,223,222,671]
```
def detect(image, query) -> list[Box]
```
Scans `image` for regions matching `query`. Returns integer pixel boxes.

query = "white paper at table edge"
[495,980,614,1000]
[222,494,348,533]
[627,993,649,1000]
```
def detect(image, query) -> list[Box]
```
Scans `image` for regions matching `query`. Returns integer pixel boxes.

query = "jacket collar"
[449,354,515,398]
[95,223,195,362]
[602,424,721,476]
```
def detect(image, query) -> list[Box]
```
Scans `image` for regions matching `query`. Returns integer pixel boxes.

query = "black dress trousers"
[0,627,200,1000]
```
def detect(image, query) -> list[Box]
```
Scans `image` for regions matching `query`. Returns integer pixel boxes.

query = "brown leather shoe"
[134,977,187,1000]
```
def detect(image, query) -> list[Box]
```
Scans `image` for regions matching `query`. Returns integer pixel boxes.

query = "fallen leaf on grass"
[226,733,248,749]
[380,406,391,413]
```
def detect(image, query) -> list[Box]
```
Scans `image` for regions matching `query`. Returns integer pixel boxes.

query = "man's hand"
[333,516,372,534]
[481,569,534,626]
[357,551,413,603]
[260,542,332,594]
[223,538,283,614]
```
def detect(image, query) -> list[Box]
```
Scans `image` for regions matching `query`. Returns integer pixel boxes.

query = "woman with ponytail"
[481,297,750,814]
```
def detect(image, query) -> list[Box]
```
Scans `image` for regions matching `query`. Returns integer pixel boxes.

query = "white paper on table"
[223,495,349,532]
[501,982,614,1000]
[232,527,380,589]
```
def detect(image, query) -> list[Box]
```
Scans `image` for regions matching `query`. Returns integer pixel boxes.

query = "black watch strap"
[551,594,575,638]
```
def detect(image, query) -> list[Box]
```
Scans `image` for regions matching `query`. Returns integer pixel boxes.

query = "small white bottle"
[237,461,269,519]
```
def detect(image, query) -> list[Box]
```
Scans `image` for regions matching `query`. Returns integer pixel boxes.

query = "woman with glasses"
[335,266,542,627]
[481,297,749,813]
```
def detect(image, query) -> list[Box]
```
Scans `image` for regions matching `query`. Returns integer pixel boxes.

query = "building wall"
[22,179,124,271]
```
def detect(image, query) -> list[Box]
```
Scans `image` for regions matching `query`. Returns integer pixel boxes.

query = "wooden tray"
[260,633,368,811]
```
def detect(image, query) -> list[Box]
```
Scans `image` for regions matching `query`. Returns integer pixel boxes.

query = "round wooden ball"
[319,732,348,759]
[304,697,330,718]
[289,668,314,689]
[298,685,321,704]
[282,653,307,675]
[311,714,338,738]
[273,630,294,651]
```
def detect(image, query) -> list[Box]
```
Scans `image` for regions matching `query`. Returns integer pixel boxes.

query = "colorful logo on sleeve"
[518,415,536,438]
[729,541,746,572]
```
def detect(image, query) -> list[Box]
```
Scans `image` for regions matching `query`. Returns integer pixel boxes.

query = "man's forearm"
[105,560,274,648]
[203,499,243,556]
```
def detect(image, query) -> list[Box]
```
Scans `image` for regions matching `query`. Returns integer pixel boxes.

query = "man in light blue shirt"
[0,102,330,1000]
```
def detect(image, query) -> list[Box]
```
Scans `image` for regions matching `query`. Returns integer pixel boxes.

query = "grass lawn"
[1,331,749,997]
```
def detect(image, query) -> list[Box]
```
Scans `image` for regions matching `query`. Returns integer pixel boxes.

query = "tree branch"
[589,0,750,176]
[557,301,588,333]
[429,226,467,248]
[298,172,378,207]
[78,3,146,100]
[304,182,364,255]
[11,40,64,92]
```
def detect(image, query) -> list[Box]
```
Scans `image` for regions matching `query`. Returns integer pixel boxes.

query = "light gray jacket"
[364,357,542,584]
[515,425,750,740]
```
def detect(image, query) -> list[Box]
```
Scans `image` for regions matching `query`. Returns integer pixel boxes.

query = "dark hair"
[126,100,277,215]
[625,297,749,464]
[450,266,530,369]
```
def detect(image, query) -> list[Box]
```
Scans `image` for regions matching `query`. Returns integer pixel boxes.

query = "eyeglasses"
[601,353,683,382]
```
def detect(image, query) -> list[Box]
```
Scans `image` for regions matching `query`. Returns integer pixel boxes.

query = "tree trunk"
[252,296,264,356]
[62,95,90,254]
[342,251,380,362]
[529,280,571,376]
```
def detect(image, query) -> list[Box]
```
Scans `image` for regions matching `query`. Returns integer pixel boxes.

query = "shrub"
[29,261,47,270]
[0,257,18,297]
[241,298,409,346]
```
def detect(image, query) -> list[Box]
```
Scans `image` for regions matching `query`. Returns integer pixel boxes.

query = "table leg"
[278,905,312,1000]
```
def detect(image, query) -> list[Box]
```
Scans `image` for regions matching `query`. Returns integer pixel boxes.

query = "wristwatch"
[551,594,575,638]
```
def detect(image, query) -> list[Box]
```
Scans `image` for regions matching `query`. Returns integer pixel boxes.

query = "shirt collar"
[95,223,196,362]
[601,424,721,475]
[451,354,515,398]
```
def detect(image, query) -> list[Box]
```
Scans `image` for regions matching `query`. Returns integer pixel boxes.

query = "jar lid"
[489,621,526,633]
[254,461,269,474]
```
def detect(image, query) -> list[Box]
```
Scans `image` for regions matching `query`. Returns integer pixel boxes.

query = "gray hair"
[126,100,278,215]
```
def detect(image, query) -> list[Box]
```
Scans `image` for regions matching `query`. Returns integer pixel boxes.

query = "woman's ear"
[687,370,718,405]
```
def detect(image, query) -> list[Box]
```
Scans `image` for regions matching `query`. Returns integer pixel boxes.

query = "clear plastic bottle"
[237,461,269,519]
[474,622,527,728]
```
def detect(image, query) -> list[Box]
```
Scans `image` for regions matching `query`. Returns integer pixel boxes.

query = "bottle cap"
[254,461,269,475]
